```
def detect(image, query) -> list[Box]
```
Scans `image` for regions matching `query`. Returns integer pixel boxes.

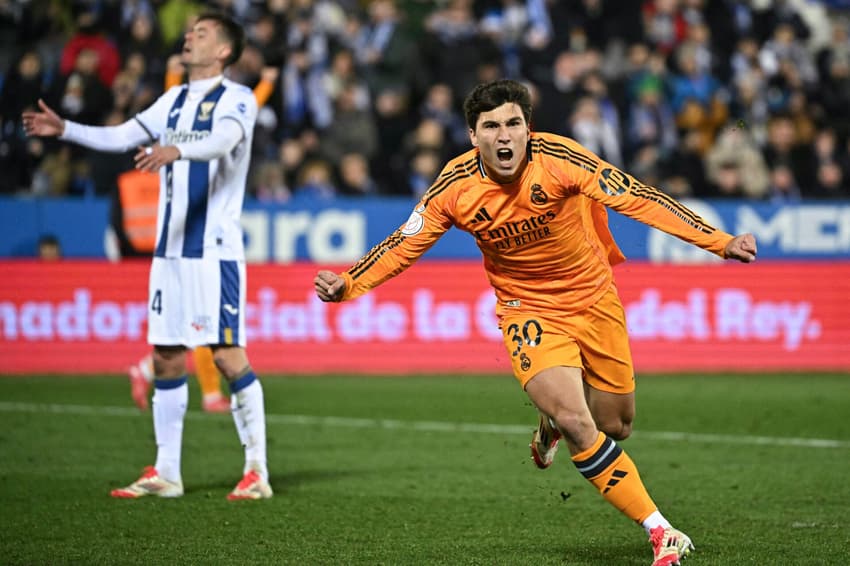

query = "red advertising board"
[1,260,848,374]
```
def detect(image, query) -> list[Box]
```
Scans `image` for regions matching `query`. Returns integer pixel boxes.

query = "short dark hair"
[196,12,245,67]
[462,79,533,130]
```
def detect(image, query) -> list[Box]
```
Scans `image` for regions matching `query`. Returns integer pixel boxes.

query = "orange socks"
[571,431,657,524]
[192,346,222,398]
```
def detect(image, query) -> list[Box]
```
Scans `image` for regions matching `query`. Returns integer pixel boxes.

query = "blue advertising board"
[3,195,848,262]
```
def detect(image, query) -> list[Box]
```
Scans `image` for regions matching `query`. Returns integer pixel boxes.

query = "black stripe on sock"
[572,436,623,479]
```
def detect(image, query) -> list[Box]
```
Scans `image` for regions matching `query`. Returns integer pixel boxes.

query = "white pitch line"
[1,401,849,449]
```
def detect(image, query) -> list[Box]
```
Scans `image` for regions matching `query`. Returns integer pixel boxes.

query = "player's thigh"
[500,312,583,389]
[576,287,636,434]
[577,287,635,397]
[147,257,185,346]
[525,366,589,418]
[525,366,600,449]
[181,258,248,348]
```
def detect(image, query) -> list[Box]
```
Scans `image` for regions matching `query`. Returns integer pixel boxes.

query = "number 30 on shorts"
[505,319,543,357]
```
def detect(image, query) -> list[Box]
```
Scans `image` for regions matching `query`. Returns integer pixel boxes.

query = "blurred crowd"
[1,0,850,204]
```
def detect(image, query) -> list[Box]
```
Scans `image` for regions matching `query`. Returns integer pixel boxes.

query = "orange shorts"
[499,285,634,393]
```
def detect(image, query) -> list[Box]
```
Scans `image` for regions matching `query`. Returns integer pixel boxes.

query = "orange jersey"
[340,132,733,317]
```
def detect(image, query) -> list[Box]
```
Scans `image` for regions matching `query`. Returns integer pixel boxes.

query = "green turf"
[0,373,848,565]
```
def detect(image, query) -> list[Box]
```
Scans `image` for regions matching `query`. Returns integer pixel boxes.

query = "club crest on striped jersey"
[402,205,426,236]
[199,102,216,121]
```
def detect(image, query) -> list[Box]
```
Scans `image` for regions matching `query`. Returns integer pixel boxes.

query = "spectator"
[319,82,379,164]
[247,12,286,73]
[119,10,165,82]
[729,35,763,85]
[641,0,689,56]
[279,9,332,139]
[761,113,816,195]
[37,233,61,260]
[110,71,141,116]
[813,20,850,137]
[534,50,585,135]
[758,22,818,88]
[766,164,803,203]
[337,152,381,196]
[352,0,413,95]
[728,70,769,146]
[626,74,678,163]
[668,41,728,155]
[0,50,47,194]
[809,127,850,199]
[419,82,468,155]
[406,146,441,199]
[321,49,370,111]
[662,128,709,198]
[704,122,769,199]
[371,87,412,194]
[293,158,337,200]
[251,160,291,203]
[50,48,114,127]
[2,0,848,203]
[59,5,122,88]
[570,96,623,167]
[578,70,623,150]
[421,0,499,109]
[477,0,534,78]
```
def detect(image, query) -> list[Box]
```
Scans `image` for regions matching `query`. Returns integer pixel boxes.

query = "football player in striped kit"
[24,12,272,501]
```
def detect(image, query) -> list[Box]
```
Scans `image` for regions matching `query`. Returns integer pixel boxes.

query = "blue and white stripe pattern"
[137,76,257,261]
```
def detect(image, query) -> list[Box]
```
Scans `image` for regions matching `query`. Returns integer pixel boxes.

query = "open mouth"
[496,148,513,162]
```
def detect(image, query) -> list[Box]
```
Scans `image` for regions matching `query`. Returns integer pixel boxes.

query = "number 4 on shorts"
[151,289,162,315]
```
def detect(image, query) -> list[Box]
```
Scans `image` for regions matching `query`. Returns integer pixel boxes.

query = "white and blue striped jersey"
[135,76,257,261]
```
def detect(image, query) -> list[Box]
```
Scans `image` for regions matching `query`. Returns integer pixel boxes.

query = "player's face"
[469,102,530,184]
[181,20,229,70]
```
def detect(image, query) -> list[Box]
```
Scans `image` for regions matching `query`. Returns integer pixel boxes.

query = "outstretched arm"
[24,98,153,153]
[314,270,347,303]
[22,99,65,137]
[724,233,757,262]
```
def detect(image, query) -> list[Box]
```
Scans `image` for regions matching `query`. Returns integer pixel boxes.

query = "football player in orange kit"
[314,79,758,566]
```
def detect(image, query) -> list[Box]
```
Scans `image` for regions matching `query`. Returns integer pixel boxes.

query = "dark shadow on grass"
[186,468,372,493]
[556,541,649,566]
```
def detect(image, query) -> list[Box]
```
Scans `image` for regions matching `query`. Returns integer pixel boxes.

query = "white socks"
[152,377,188,483]
[229,372,269,482]
[642,510,673,534]
[150,371,269,486]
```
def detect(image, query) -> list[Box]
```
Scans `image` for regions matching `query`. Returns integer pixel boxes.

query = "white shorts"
[147,257,247,348]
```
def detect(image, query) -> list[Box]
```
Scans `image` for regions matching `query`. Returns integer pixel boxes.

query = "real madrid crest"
[199,102,216,121]
[530,183,548,205]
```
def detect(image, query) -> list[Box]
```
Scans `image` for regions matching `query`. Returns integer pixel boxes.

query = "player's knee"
[598,418,633,441]
[152,346,187,378]
[212,354,236,380]
[212,347,249,380]
[551,410,597,445]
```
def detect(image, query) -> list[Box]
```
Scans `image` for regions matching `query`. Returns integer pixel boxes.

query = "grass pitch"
[0,373,848,565]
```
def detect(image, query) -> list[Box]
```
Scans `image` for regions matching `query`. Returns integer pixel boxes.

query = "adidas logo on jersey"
[469,207,493,225]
